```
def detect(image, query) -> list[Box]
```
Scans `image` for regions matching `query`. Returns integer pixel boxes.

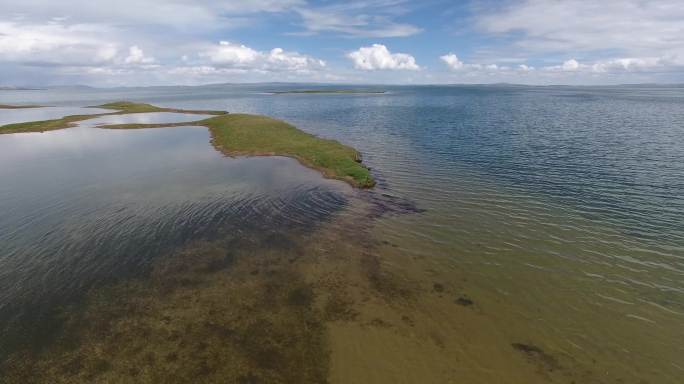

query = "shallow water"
[1,84,683,383]
[0,122,350,359]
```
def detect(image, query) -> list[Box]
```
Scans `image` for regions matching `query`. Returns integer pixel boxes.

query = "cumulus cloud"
[440,53,464,70]
[124,46,155,65]
[348,44,419,71]
[199,41,326,72]
[202,41,260,66]
[441,53,532,74]
[561,59,579,71]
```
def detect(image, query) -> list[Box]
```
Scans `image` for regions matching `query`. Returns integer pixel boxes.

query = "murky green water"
[1,85,683,383]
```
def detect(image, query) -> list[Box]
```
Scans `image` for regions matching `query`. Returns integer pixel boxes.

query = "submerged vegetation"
[2,235,331,383]
[0,101,374,187]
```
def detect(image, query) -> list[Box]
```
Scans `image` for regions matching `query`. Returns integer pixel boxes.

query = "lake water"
[0,85,683,383]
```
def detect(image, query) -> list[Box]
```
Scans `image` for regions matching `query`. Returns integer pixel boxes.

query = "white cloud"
[348,44,419,71]
[267,48,326,71]
[0,0,417,38]
[590,57,671,73]
[440,53,464,70]
[0,1,304,30]
[441,53,523,73]
[477,0,684,58]
[0,21,118,66]
[539,57,679,74]
[202,41,261,66]
[124,45,155,65]
[561,59,579,71]
[296,2,422,38]
[198,41,325,73]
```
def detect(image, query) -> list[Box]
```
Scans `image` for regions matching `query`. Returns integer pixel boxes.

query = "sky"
[1,0,683,86]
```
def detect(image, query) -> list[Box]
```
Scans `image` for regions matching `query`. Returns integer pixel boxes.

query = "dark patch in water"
[360,252,411,300]
[323,293,358,322]
[369,318,392,328]
[512,342,560,372]
[433,283,445,293]
[401,315,415,327]
[455,296,474,307]
[287,286,315,308]
[362,190,425,219]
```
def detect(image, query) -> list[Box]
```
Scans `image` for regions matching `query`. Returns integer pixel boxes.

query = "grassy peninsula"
[102,114,374,188]
[0,101,374,188]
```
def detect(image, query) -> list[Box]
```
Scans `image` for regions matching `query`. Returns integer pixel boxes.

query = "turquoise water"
[1,84,683,382]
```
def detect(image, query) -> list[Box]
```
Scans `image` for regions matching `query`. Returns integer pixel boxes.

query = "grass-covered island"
[0,101,375,188]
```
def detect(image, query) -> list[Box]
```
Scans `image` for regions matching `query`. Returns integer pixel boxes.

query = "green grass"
[0,115,103,134]
[0,101,374,188]
[204,114,374,188]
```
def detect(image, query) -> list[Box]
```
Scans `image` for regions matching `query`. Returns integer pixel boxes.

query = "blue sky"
[1,0,683,86]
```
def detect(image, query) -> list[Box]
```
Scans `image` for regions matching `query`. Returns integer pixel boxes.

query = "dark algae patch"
[1,236,331,384]
[455,296,474,307]
[0,101,375,188]
[512,342,561,373]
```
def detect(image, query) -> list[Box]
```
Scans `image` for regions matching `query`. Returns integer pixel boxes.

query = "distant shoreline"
[270,89,386,95]
[0,104,45,109]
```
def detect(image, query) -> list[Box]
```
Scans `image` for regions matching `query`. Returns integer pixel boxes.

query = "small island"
[0,101,375,188]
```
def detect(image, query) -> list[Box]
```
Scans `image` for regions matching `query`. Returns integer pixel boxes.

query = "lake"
[1,84,683,383]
